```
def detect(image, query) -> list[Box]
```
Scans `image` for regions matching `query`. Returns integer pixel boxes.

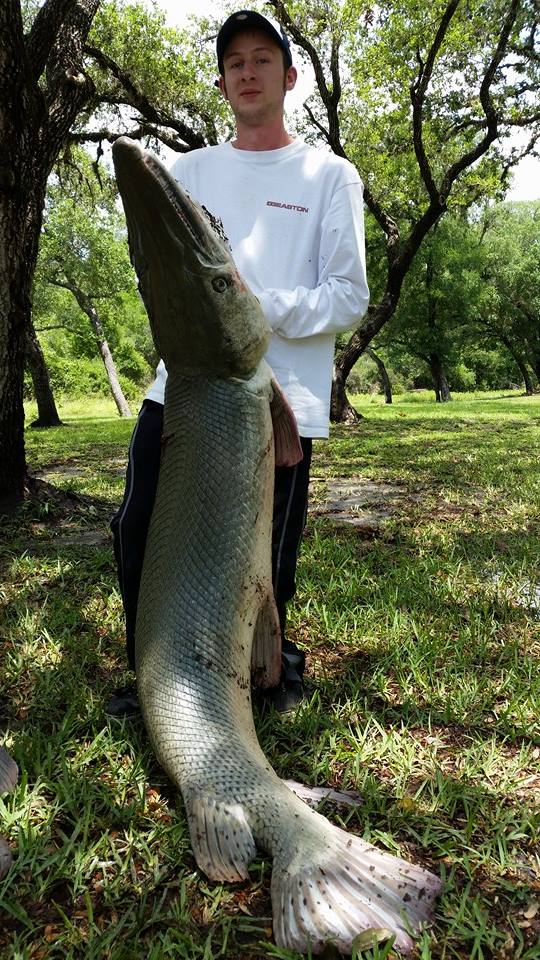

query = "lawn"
[0,391,539,959]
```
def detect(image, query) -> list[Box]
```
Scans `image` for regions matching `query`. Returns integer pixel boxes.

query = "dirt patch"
[318,479,422,531]
[317,477,484,531]
[34,464,88,478]
[52,529,110,547]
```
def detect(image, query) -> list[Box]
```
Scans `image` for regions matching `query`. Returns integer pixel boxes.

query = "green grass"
[1,391,539,959]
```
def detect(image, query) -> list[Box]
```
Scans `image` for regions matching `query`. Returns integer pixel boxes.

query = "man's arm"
[255,179,369,340]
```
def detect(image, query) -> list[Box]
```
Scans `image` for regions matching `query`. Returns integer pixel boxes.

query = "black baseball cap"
[216,10,293,75]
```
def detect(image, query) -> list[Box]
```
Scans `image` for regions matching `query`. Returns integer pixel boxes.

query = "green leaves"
[85,1,230,145]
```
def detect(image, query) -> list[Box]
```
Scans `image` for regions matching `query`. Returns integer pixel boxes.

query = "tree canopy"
[1,0,539,507]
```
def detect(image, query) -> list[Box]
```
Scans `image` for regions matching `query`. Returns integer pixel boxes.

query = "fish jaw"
[112,137,269,379]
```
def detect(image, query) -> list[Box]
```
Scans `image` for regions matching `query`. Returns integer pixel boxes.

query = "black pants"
[111,399,312,680]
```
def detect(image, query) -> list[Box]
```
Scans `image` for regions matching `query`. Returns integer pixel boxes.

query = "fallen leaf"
[352,928,395,952]
[523,900,539,920]
[396,796,418,814]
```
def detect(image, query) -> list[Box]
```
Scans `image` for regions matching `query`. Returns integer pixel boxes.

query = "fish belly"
[136,369,276,790]
[135,370,442,956]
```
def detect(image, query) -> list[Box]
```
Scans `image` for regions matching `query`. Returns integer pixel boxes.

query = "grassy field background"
[0,390,539,959]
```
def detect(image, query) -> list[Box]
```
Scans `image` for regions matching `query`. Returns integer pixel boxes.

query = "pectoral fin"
[251,593,282,689]
[270,379,303,467]
[183,787,257,882]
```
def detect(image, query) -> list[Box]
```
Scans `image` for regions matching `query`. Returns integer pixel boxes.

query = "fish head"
[112,137,269,378]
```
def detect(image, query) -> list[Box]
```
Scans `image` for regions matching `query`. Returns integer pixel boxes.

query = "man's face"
[219,28,296,126]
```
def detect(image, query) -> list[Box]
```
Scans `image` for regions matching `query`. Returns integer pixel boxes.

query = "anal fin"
[251,593,282,690]
[270,379,303,467]
[183,788,257,882]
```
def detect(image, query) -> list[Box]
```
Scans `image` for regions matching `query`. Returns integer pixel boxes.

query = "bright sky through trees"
[157,0,539,200]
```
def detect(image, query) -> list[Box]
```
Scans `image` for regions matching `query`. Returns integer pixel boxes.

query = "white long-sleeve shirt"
[145,139,369,437]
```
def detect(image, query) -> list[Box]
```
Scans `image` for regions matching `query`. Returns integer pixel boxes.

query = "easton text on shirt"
[266,200,309,213]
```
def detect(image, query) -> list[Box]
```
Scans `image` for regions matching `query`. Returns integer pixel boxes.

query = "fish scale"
[113,136,442,955]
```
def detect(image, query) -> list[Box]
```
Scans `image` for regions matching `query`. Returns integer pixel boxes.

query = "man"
[107,9,369,716]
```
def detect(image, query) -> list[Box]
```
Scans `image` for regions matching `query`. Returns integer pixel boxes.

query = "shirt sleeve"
[255,177,369,339]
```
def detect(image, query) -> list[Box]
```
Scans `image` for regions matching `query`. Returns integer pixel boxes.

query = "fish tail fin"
[271,819,441,955]
[183,788,257,882]
[0,747,18,795]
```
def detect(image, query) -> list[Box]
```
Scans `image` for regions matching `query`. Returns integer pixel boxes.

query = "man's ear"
[218,76,229,100]
[285,66,297,92]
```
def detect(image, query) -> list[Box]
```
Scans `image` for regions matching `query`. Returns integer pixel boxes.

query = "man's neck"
[232,119,294,152]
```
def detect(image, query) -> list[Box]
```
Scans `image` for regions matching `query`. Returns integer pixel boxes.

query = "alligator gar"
[112,137,441,955]
[0,746,18,879]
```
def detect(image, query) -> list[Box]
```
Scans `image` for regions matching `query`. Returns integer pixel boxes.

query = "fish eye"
[212,276,229,293]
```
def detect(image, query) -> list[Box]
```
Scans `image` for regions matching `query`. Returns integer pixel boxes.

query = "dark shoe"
[261,644,306,714]
[262,678,305,714]
[105,681,140,718]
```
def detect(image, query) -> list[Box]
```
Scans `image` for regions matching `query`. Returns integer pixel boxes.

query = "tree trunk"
[366,347,392,403]
[518,359,535,396]
[330,363,362,423]
[429,352,452,402]
[25,324,63,427]
[531,354,540,386]
[0,254,28,510]
[0,4,35,509]
[331,300,396,422]
[499,336,535,395]
[331,202,445,421]
[70,287,131,417]
[0,0,100,510]
[96,331,132,418]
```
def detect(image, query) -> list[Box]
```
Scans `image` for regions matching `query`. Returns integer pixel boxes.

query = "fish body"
[113,137,441,954]
[0,746,18,880]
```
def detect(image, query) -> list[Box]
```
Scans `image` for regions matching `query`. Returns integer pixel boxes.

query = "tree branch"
[42,0,101,176]
[302,100,330,142]
[84,44,207,149]
[409,0,461,203]
[94,91,219,145]
[510,19,540,64]
[269,0,331,102]
[270,0,345,152]
[34,323,70,332]
[25,0,77,82]
[68,125,191,152]
[363,185,402,264]
[273,4,402,261]
[440,0,521,197]
[329,31,342,110]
